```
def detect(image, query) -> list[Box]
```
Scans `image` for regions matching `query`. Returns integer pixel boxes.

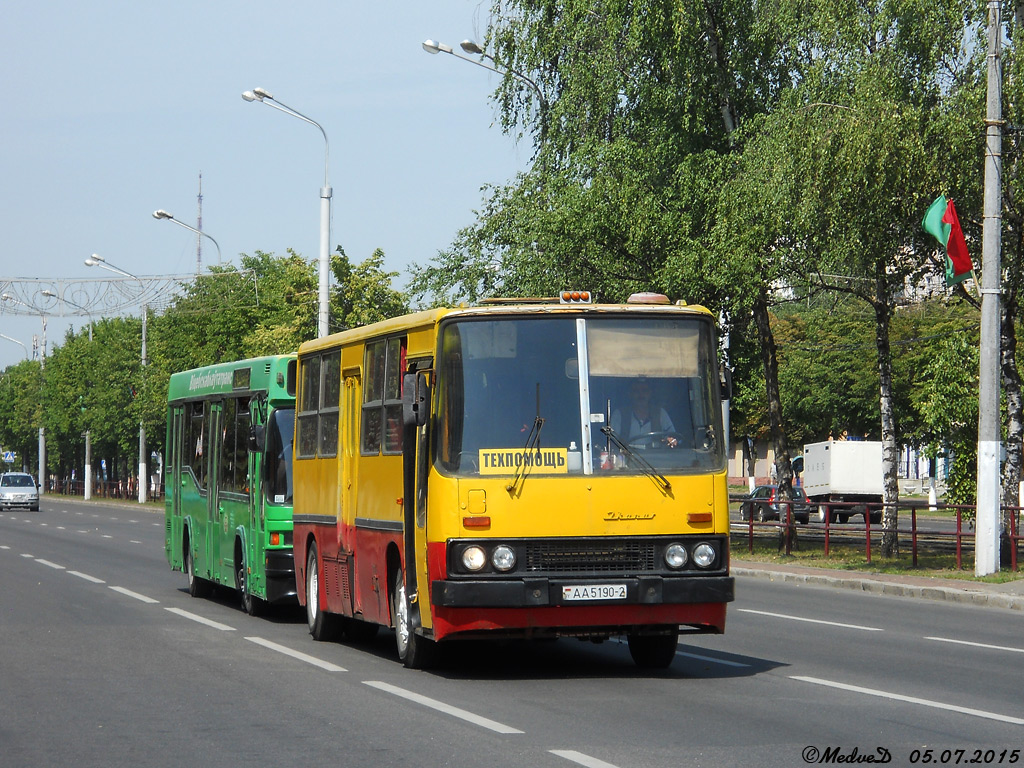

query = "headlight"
[664,543,688,569]
[491,545,516,572]
[461,545,487,572]
[692,542,716,569]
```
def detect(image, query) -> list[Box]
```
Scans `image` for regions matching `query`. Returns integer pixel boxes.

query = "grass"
[731,539,1024,584]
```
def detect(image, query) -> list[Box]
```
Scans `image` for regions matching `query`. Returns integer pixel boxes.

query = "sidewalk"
[732,558,1024,612]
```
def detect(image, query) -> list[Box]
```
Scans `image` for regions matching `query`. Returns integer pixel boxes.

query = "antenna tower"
[195,172,203,274]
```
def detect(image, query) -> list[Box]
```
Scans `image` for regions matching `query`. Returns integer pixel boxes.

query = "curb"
[732,566,1024,612]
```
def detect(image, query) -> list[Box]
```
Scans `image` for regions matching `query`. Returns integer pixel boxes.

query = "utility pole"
[976,0,1003,576]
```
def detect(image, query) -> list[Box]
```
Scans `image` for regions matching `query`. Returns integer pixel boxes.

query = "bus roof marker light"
[559,290,592,304]
[626,292,670,305]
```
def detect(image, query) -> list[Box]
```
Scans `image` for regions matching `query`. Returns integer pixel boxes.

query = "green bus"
[165,355,297,614]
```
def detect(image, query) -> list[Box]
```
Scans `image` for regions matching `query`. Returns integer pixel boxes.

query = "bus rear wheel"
[391,567,437,669]
[627,631,679,669]
[306,542,340,642]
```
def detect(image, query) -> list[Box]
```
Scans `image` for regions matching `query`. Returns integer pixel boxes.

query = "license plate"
[562,584,628,601]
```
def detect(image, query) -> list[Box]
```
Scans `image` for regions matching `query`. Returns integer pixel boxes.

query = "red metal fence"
[731,497,1022,571]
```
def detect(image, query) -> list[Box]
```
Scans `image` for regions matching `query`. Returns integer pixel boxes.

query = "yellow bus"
[293,292,734,668]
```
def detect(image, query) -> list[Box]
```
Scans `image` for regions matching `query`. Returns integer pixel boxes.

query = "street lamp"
[153,210,223,267]
[41,289,94,341]
[84,254,138,279]
[422,39,548,116]
[243,86,331,338]
[84,255,147,504]
[0,333,28,360]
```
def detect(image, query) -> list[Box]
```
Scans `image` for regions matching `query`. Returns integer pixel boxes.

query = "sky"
[0,1,531,371]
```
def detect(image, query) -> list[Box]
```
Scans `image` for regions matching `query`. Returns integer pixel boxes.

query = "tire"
[236,545,263,617]
[391,567,437,669]
[838,513,850,524]
[627,631,679,669]
[185,543,211,598]
[306,542,340,642]
[869,511,882,525]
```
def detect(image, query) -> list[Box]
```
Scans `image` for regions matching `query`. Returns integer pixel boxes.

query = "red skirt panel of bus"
[429,602,727,641]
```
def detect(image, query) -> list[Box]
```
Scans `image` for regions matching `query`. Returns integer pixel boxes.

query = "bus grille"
[523,541,657,575]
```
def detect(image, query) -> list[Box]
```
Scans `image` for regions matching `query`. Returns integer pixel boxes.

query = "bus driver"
[611,379,679,448]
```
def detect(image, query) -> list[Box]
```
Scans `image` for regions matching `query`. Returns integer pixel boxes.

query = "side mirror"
[720,364,733,400]
[248,424,266,452]
[403,371,431,428]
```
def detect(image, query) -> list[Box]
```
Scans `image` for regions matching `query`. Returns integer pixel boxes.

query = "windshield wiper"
[506,415,545,496]
[600,425,671,494]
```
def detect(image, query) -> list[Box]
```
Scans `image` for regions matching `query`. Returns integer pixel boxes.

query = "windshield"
[1,474,34,488]
[434,314,725,477]
[263,407,295,505]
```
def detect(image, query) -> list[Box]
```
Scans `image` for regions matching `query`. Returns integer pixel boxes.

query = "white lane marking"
[245,637,347,672]
[677,650,751,668]
[20,553,33,558]
[363,680,524,734]
[0,545,10,550]
[164,607,235,631]
[108,586,159,604]
[550,750,623,768]
[68,570,105,584]
[35,559,65,570]
[926,636,1024,655]
[792,676,1024,725]
[739,608,883,632]
[130,540,142,544]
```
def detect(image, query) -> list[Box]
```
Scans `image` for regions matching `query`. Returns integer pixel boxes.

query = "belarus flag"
[922,194,973,286]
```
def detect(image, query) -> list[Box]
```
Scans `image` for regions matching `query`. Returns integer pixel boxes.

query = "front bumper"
[432,574,734,608]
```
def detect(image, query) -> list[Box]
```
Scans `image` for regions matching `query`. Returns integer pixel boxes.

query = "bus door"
[342,374,360,551]
[247,399,266,595]
[206,401,224,581]
[166,405,185,569]
[215,396,252,586]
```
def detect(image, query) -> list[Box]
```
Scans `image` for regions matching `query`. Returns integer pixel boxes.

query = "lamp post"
[41,289,94,341]
[2,293,46,491]
[85,255,147,503]
[153,209,222,267]
[243,86,331,337]
[41,289,93,498]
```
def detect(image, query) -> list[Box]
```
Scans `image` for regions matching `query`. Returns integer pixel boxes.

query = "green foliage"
[920,332,980,506]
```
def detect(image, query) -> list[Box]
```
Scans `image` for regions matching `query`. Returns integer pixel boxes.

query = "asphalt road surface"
[1,497,1021,768]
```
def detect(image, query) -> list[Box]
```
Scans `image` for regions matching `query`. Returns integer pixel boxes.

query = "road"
[1,497,1021,768]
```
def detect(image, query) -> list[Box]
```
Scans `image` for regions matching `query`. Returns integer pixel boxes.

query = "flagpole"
[976,0,1003,576]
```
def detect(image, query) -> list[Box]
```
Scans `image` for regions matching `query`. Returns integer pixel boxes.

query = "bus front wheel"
[391,568,437,669]
[236,546,263,617]
[185,543,211,599]
[306,542,340,642]
[627,631,679,669]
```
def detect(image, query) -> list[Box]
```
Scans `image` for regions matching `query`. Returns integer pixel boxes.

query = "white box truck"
[801,440,883,524]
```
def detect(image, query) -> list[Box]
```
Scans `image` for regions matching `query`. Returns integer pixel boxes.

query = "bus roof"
[296,301,716,358]
[166,354,296,405]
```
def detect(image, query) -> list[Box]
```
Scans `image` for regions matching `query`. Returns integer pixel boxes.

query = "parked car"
[739,485,810,524]
[0,472,39,511]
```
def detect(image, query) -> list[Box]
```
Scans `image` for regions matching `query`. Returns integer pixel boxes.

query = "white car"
[0,472,39,511]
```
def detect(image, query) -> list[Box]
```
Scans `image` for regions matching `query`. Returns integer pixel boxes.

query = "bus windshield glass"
[435,314,725,476]
[264,407,295,505]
